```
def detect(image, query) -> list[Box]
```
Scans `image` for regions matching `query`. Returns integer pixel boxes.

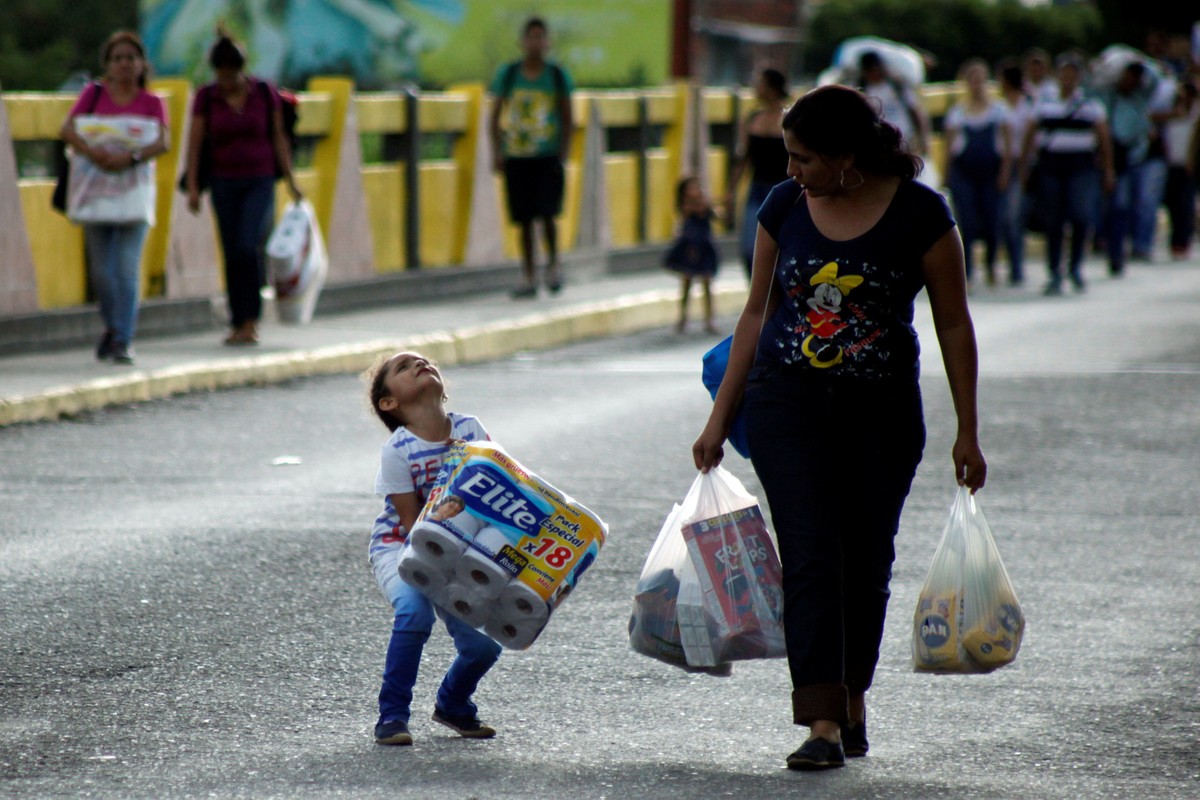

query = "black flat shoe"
[786,736,845,771]
[96,329,115,361]
[840,721,868,758]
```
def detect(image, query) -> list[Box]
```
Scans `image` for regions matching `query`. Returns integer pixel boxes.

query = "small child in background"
[664,176,721,334]
[365,351,501,746]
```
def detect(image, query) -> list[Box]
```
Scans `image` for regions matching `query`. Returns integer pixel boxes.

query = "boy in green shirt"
[489,17,574,298]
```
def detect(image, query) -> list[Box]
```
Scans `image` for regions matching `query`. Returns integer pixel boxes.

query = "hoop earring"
[840,167,865,190]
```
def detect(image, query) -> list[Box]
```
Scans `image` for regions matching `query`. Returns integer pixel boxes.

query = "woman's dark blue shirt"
[755,178,956,381]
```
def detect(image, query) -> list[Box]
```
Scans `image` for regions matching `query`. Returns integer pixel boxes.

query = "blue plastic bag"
[701,336,751,459]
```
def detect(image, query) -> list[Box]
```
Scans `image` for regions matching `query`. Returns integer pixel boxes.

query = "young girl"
[663,176,721,334]
[366,351,502,746]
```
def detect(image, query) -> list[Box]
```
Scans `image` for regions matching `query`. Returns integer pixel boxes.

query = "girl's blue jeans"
[83,222,149,345]
[372,550,501,725]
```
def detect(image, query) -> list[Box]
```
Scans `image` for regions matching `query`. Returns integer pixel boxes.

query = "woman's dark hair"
[523,17,547,35]
[209,29,247,71]
[101,30,149,88]
[675,175,699,212]
[781,84,922,180]
[761,68,788,98]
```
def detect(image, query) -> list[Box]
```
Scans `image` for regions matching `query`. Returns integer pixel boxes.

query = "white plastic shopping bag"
[629,467,785,674]
[67,115,160,225]
[912,486,1025,674]
[267,199,327,324]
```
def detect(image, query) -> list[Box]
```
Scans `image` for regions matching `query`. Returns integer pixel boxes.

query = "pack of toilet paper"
[396,441,607,650]
[913,486,1025,673]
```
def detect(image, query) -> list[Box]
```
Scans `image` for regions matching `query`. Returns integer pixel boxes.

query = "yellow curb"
[1,287,750,427]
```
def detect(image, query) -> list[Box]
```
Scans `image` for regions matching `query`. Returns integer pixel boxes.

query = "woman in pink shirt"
[59,31,169,365]
[184,31,301,346]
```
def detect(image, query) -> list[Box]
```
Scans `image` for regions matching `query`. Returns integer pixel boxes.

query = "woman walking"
[185,29,301,345]
[59,31,169,365]
[694,85,986,771]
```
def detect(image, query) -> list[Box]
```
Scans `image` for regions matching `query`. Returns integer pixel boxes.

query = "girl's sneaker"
[432,707,496,738]
[374,719,413,746]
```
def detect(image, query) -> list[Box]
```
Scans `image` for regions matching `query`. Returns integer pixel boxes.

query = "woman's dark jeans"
[744,365,925,726]
[211,175,276,327]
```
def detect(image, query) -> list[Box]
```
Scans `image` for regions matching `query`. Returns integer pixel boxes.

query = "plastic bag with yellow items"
[913,486,1025,674]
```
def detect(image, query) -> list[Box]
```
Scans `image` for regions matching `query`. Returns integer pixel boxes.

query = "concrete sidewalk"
[0,265,749,427]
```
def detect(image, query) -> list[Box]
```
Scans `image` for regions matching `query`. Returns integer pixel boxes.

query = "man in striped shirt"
[1019,52,1116,294]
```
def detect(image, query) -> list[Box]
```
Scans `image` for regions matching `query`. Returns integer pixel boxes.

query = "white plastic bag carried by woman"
[629,467,785,674]
[913,485,1025,674]
[266,199,327,324]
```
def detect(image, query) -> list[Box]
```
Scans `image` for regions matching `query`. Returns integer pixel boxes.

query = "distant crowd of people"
[719,38,1200,298]
[922,42,1197,295]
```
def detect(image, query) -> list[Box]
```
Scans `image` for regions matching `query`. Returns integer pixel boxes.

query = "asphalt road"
[2,261,1199,799]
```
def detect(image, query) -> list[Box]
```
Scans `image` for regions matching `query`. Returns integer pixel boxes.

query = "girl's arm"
[692,225,779,471]
[921,227,987,491]
[388,492,424,534]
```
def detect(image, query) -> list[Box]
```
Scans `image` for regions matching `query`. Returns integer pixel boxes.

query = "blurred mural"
[140,0,671,89]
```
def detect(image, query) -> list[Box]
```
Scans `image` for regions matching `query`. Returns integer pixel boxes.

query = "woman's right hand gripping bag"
[913,486,1026,673]
[629,467,786,675]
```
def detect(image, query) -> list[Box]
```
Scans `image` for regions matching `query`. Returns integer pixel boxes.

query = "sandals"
[224,322,259,346]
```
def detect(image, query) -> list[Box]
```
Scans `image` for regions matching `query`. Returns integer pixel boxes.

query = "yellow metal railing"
[1,79,962,315]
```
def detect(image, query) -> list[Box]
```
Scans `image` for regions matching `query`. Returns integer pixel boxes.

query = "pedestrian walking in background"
[664,176,721,334]
[58,31,169,366]
[1020,52,1113,295]
[184,28,301,346]
[858,50,932,157]
[943,59,1011,289]
[997,59,1035,286]
[725,68,790,279]
[489,17,574,299]
[365,351,502,746]
[1022,48,1059,101]
[1097,59,1161,275]
[693,85,986,772]
[1161,78,1200,259]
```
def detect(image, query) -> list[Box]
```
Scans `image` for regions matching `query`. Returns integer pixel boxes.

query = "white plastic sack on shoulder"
[1091,45,1162,90]
[268,199,327,325]
[67,115,160,225]
[832,36,927,86]
[912,485,1025,674]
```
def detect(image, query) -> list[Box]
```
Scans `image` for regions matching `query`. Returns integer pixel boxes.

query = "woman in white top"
[942,59,1011,287]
